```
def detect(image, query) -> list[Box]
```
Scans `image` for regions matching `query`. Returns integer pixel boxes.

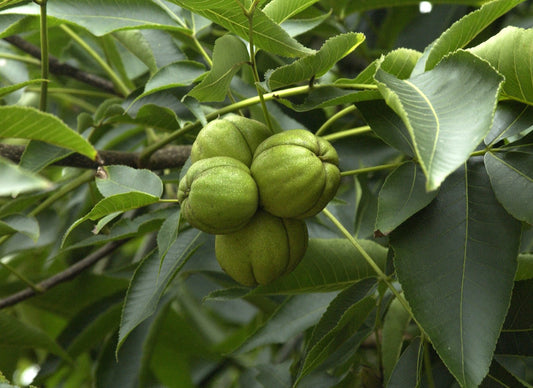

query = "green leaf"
[376,162,438,235]
[387,337,423,388]
[375,50,503,191]
[391,159,522,387]
[117,228,204,354]
[294,279,376,385]
[0,214,39,241]
[469,26,533,105]
[485,102,533,146]
[421,0,525,71]
[382,297,412,385]
[156,209,181,262]
[485,149,533,224]
[266,32,365,90]
[516,254,533,281]
[96,165,163,198]
[248,238,388,295]
[496,279,533,356]
[262,0,320,24]
[62,192,160,246]
[0,311,70,361]
[356,100,414,157]
[137,60,205,100]
[19,141,72,173]
[0,0,187,36]
[0,157,52,197]
[0,79,45,98]
[236,292,338,353]
[169,0,314,57]
[113,30,158,74]
[0,106,97,160]
[279,11,330,38]
[189,35,249,102]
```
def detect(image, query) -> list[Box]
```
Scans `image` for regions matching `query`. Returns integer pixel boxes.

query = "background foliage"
[0,0,532,387]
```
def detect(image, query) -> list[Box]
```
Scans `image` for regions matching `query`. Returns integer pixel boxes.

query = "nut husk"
[251,129,340,219]
[215,210,308,286]
[191,115,271,167]
[178,156,258,234]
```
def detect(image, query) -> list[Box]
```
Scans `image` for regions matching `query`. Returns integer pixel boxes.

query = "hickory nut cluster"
[178,115,341,286]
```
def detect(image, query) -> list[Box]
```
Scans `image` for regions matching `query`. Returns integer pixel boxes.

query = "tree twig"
[0,143,191,170]
[0,240,128,310]
[3,35,119,95]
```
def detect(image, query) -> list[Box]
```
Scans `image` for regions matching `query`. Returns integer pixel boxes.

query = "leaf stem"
[245,0,274,132]
[321,208,421,332]
[0,261,44,293]
[340,162,402,176]
[60,24,130,97]
[315,105,357,136]
[423,337,436,388]
[37,0,48,112]
[139,83,374,163]
[321,126,371,142]
[0,53,41,66]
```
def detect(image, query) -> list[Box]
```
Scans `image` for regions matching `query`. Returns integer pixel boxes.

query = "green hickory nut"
[190,114,272,167]
[177,156,258,234]
[250,129,341,219]
[215,210,308,287]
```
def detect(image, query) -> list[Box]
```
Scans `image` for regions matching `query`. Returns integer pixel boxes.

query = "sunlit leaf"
[169,0,314,57]
[420,0,525,71]
[391,159,522,387]
[0,79,45,98]
[485,149,533,224]
[262,0,320,24]
[96,165,163,198]
[189,35,249,102]
[375,50,503,190]
[0,106,97,160]
[0,157,52,197]
[469,26,533,105]
[266,32,364,90]
[376,162,438,235]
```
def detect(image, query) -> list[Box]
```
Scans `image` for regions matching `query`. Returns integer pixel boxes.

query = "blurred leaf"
[382,297,412,385]
[262,0,320,23]
[0,106,97,160]
[516,254,533,281]
[485,148,533,224]
[236,292,338,353]
[280,11,330,37]
[0,157,52,197]
[169,0,314,57]
[343,0,494,13]
[0,311,70,362]
[0,214,39,241]
[189,35,249,102]
[376,50,503,190]
[96,165,163,198]
[391,159,522,387]
[420,0,525,71]
[485,102,533,146]
[248,238,387,295]
[376,161,438,235]
[387,337,423,388]
[495,355,533,387]
[294,279,376,385]
[0,0,187,36]
[0,79,45,98]
[480,357,532,387]
[469,26,533,105]
[117,228,204,354]
[266,32,365,90]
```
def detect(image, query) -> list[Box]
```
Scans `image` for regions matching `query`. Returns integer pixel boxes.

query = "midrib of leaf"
[404,79,440,175]
[490,152,533,182]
